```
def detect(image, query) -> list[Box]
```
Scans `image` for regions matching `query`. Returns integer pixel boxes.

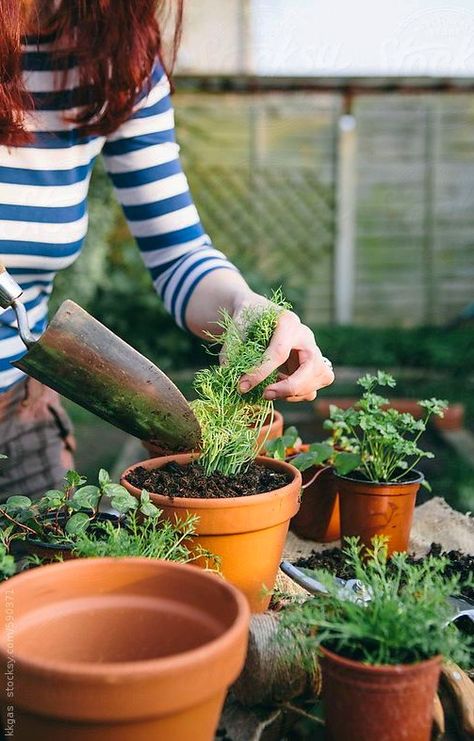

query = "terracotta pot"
[121,454,301,612]
[320,646,442,741]
[290,464,340,542]
[255,410,284,453]
[143,410,284,458]
[336,470,423,555]
[432,403,464,431]
[0,557,249,741]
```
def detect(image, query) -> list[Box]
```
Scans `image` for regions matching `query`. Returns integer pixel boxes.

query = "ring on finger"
[321,356,333,371]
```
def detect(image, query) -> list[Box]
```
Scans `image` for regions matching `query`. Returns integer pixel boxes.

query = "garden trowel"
[0,263,201,452]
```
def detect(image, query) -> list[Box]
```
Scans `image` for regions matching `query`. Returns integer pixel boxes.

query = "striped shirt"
[0,35,237,394]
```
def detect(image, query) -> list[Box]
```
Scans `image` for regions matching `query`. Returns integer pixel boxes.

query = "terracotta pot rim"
[320,645,442,674]
[0,557,250,681]
[335,469,424,487]
[253,408,283,429]
[121,454,302,509]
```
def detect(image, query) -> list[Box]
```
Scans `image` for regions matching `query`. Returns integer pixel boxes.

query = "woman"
[0,0,334,498]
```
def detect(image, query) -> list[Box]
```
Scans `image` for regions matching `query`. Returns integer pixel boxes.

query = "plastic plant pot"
[320,646,442,741]
[335,470,424,555]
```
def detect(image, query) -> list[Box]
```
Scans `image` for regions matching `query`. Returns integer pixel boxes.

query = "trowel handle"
[0,262,23,311]
[441,661,474,736]
[0,262,36,348]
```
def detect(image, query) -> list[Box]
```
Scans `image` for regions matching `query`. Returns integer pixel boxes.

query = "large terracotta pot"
[320,646,442,741]
[288,446,340,542]
[336,470,423,555]
[121,454,302,612]
[0,557,249,741]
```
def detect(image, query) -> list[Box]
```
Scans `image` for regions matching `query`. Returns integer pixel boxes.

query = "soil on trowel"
[295,543,474,602]
[125,461,291,499]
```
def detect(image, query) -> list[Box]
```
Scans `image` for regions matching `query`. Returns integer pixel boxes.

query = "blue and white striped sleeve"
[102,63,239,330]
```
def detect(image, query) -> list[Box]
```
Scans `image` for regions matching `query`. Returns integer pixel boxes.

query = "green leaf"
[65,470,86,488]
[110,489,138,514]
[70,486,101,511]
[139,500,161,518]
[308,442,333,464]
[282,426,299,448]
[104,483,129,498]
[65,512,91,535]
[98,469,110,487]
[334,452,361,476]
[292,452,320,472]
[4,495,32,512]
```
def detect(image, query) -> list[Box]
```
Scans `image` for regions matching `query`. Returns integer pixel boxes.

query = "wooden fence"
[175,90,474,327]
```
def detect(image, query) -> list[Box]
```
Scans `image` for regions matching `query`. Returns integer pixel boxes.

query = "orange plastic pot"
[289,445,340,542]
[336,470,423,555]
[121,454,301,612]
[0,557,249,741]
[320,646,442,741]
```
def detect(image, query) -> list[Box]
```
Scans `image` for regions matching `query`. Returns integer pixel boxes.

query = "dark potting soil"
[295,543,474,602]
[125,461,291,499]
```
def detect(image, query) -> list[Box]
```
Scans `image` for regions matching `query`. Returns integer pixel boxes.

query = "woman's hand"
[233,292,335,402]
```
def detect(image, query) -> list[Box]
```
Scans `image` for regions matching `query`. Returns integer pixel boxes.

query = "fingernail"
[264,390,277,400]
[240,380,251,392]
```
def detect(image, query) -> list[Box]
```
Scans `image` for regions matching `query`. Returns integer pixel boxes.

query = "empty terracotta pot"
[336,470,423,555]
[320,646,442,741]
[0,557,250,741]
[121,454,301,613]
[289,446,340,542]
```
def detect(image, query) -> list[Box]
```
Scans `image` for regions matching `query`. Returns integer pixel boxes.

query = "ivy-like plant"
[191,290,291,476]
[0,470,218,570]
[280,537,473,668]
[0,469,151,545]
[265,426,360,478]
[322,371,447,484]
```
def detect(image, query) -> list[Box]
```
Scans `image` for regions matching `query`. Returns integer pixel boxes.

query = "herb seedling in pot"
[322,371,447,553]
[121,291,303,612]
[280,536,473,741]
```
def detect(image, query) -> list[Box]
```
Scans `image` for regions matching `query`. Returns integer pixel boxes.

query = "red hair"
[0,0,183,146]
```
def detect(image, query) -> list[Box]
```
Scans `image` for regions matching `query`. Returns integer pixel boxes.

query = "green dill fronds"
[279,536,473,668]
[192,290,291,477]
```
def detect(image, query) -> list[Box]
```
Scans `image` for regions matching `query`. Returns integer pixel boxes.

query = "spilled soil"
[125,461,291,499]
[295,543,474,602]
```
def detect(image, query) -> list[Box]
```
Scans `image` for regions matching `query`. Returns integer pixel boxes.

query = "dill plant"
[280,537,473,668]
[192,290,291,476]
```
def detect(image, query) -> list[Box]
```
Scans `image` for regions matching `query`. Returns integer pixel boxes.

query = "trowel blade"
[13,300,201,452]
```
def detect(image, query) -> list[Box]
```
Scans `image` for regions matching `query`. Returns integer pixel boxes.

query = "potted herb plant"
[323,371,447,554]
[0,469,211,567]
[0,556,250,740]
[281,537,473,741]
[122,293,302,612]
[266,426,360,543]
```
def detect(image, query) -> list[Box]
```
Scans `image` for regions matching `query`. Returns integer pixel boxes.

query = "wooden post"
[334,113,357,325]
